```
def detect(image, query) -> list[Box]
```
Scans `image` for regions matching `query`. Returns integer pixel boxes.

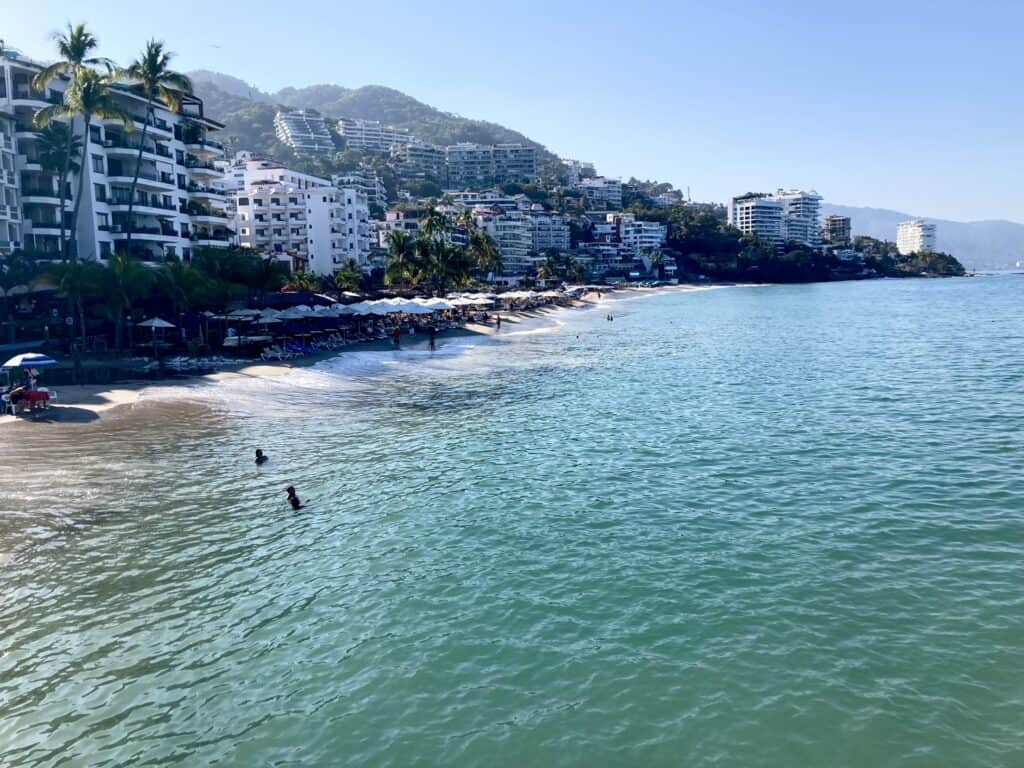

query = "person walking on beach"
[255,449,268,465]
[428,325,437,350]
[392,326,401,349]
[495,314,501,330]
[286,486,303,510]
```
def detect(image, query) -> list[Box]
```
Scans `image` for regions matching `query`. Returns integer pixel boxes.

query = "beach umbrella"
[137,317,176,329]
[227,309,260,319]
[2,352,58,369]
[137,318,176,360]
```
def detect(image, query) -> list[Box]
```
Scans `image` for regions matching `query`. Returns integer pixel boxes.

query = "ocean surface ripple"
[1,276,1023,766]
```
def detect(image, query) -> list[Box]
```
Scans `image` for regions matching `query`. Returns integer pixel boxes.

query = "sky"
[5,0,1023,222]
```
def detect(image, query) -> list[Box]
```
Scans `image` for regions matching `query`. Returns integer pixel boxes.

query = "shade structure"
[227,309,261,319]
[2,352,57,369]
[137,317,176,329]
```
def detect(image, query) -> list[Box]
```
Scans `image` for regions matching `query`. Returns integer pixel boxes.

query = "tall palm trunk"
[124,103,151,256]
[58,116,75,262]
[69,116,92,261]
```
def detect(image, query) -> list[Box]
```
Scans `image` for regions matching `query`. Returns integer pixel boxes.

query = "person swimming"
[286,486,303,510]
[255,449,268,465]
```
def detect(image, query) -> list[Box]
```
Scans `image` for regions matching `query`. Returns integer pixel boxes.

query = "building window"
[239,197,249,206]
[90,125,102,143]
[99,241,112,258]
[91,155,104,174]
[240,228,249,236]
[93,183,106,202]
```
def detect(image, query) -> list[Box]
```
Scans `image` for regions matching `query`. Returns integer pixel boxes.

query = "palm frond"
[33,104,74,128]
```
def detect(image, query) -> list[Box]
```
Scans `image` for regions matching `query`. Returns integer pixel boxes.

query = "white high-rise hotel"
[896,219,936,255]
[1,45,232,262]
[232,160,371,276]
[727,189,822,248]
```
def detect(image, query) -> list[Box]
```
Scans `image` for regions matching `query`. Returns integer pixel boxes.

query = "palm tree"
[48,260,104,345]
[116,41,192,256]
[35,69,133,261]
[467,231,502,279]
[102,252,154,349]
[32,23,110,261]
[35,124,82,243]
[283,271,321,293]
[384,230,415,288]
[333,259,363,293]
[420,205,449,241]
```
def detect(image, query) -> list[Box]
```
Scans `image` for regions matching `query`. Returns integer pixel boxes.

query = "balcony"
[20,185,66,204]
[132,115,172,135]
[111,224,178,240]
[12,86,61,108]
[106,167,176,189]
[109,195,177,214]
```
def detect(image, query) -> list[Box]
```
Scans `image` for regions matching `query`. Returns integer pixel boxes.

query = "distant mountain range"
[187,70,557,163]
[823,204,1024,270]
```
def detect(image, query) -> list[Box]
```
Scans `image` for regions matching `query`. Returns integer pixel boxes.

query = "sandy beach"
[0,298,590,427]
[0,284,716,428]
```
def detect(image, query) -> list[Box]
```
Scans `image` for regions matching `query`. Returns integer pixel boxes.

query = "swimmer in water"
[286,485,303,510]
[255,448,268,465]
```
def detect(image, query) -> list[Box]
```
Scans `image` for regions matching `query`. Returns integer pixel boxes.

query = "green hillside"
[188,71,558,164]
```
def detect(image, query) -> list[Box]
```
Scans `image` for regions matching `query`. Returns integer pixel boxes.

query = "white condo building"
[577,177,623,211]
[332,171,387,210]
[897,219,936,255]
[727,194,785,245]
[274,110,335,156]
[222,156,334,192]
[234,166,372,276]
[445,143,537,189]
[529,210,571,253]
[1,45,232,262]
[564,159,595,186]
[473,208,534,275]
[337,117,411,154]
[773,188,822,247]
[610,213,667,256]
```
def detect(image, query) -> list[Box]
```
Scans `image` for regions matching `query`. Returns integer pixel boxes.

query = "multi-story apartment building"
[0,97,20,257]
[774,189,822,247]
[375,208,424,248]
[727,193,785,246]
[473,208,534,275]
[492,144,537,184]
[446,190,525,212]
[222,156,330,192]
[896,219,936,255]
[446,143,494,189]
[577,177,623,211]
[274,110,335,156]
[390,142,445,181]
[445,143,537,189]
[563,158,595,186]
[332,171,387,210]
[234,177,372,276]
[335,186,372,267]
[823,214,851,245]
[610,213,667,256]
[336,117,411,154]
[528,210,571,253]
[1,45,231,262]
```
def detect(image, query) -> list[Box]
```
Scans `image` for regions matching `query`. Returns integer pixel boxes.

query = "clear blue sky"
[6,0,1023,222]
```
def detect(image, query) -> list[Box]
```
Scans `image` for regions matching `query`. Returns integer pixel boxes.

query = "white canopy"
[137,317,176,328]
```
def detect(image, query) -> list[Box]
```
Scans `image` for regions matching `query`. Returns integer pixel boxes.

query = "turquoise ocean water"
[1,275,1022,766]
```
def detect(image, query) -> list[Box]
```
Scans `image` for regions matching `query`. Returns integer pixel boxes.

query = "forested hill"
[188,70,557,162]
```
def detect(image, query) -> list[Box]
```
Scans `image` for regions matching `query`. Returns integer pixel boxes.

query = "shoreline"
[0,297,590,426]
[0,282,720,427]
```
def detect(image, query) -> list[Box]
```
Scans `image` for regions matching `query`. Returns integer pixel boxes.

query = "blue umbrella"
[2,353,58,369]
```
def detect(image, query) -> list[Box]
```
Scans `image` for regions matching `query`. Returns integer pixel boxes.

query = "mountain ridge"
[187,69,557,162]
